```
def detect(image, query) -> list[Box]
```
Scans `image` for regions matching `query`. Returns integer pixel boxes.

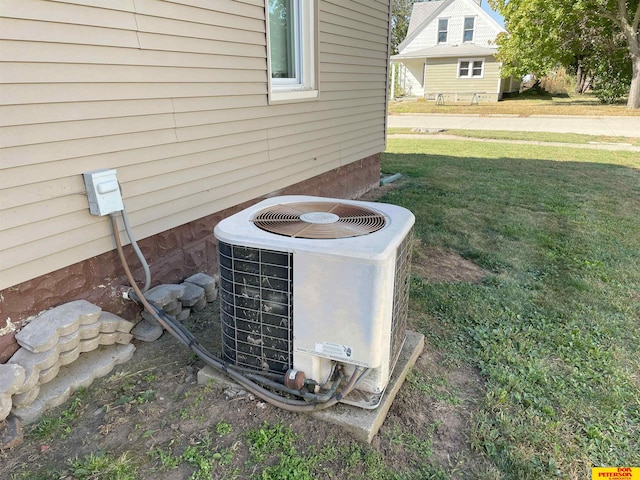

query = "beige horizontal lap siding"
[0,0,390,290]
[426,56,500,98]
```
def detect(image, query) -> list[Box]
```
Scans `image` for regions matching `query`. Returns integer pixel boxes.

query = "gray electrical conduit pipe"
[109,213,367,412]
[120,207,151,292]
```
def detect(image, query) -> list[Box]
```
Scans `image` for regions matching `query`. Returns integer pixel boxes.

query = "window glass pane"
[269,0,297,79]
[472,61,483,76]
[463,17,474,42]
[459,61,469,76]
[438,18,448,43]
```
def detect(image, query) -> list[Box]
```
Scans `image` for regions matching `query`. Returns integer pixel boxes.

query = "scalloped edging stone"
[11,331,134,407]
[143,284,186,307]
[15,300,102,353]
[9,313,134,397]
[12,343,135,424]
[0,364,25,421]
[184,273,218,302]
[179,282,205,307]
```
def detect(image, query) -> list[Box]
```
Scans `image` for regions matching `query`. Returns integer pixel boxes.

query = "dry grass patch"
[389,93,640,116]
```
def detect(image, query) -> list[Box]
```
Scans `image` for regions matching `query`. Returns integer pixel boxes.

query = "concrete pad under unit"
[198,330,424,443]
[312,330,424,443]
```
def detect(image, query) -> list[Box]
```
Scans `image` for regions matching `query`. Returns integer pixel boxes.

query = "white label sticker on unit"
[316,342,353,360]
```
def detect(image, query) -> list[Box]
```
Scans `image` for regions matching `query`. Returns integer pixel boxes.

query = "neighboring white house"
[390,0,519,102]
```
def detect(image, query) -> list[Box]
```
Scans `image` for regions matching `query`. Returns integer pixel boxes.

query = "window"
[437,18,448,43]
[463,17,475,42]
[267,0,317,103]
[458,58,484,78]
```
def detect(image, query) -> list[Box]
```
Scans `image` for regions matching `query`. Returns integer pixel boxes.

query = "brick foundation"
[0,155,381,362]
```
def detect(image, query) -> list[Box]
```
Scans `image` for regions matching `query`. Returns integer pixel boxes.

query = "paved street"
[388,114,640,138]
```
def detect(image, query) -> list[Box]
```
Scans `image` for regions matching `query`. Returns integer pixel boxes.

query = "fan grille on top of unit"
[252,201,387,239]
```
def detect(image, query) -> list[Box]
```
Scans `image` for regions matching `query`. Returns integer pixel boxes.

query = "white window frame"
[457,58,484,78]
[463,17,475,42]
[437,18,449,44]
[266,0,318,104]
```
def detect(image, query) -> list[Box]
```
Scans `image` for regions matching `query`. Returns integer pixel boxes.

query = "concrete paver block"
[131,318,164,342]
[96,312,134,334]
[165,300,183,316]
[144,284,185,307]
[193,296,207,312]
[15,300,102,353]
[53,314,131,354]
[9,348,59,394]
[0,364,25,421]
[0,415,23,449]
[10,314,134,396]
[141,310,161,326]
[184,273,218,302]
[48,331,134,379]
[179,282,205,307]
[12,331,134,407]
[11,386,40,409]
[12,343,136,424]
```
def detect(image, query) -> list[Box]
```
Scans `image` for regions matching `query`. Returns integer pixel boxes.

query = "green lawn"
[8,139,639,480]
[388,93,640,116]
[387,128,640,147]
[381,138,640,479]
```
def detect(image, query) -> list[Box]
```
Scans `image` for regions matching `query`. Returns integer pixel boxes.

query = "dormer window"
[437,18,448,43]
[463,17,475,42]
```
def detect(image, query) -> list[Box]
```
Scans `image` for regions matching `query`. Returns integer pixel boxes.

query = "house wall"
[425,56,501,102]
[500,75,521,95]
[0,0,391,359]
[402,0,502,53]
[397,60,425,97]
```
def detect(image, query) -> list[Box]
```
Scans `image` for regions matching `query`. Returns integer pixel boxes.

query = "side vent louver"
[390,230,413,369]
[219,242,293,374]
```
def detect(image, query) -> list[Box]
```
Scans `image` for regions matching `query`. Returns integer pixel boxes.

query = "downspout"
[384,0,393,149]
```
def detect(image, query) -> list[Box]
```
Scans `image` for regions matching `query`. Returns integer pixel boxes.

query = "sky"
[481,2,505,27]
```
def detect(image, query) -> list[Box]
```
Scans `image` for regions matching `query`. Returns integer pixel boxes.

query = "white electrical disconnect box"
[83,169,124,216]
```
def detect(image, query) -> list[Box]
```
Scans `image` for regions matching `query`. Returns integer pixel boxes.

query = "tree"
[489,0,640,108]
[390,0,418,55]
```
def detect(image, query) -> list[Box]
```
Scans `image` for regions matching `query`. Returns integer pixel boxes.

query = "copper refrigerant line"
[109,213,369,412]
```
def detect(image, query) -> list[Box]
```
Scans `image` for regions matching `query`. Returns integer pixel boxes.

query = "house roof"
[406,1,444,37]
[391,43,497,61]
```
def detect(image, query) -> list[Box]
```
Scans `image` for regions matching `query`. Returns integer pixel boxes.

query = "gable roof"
[398,0,505,53]
[406,1,444,37]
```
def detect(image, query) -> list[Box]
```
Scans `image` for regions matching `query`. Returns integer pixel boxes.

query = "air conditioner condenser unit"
[214,195,414,409]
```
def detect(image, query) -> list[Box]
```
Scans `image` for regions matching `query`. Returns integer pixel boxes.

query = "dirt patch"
[412,240,491,284]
